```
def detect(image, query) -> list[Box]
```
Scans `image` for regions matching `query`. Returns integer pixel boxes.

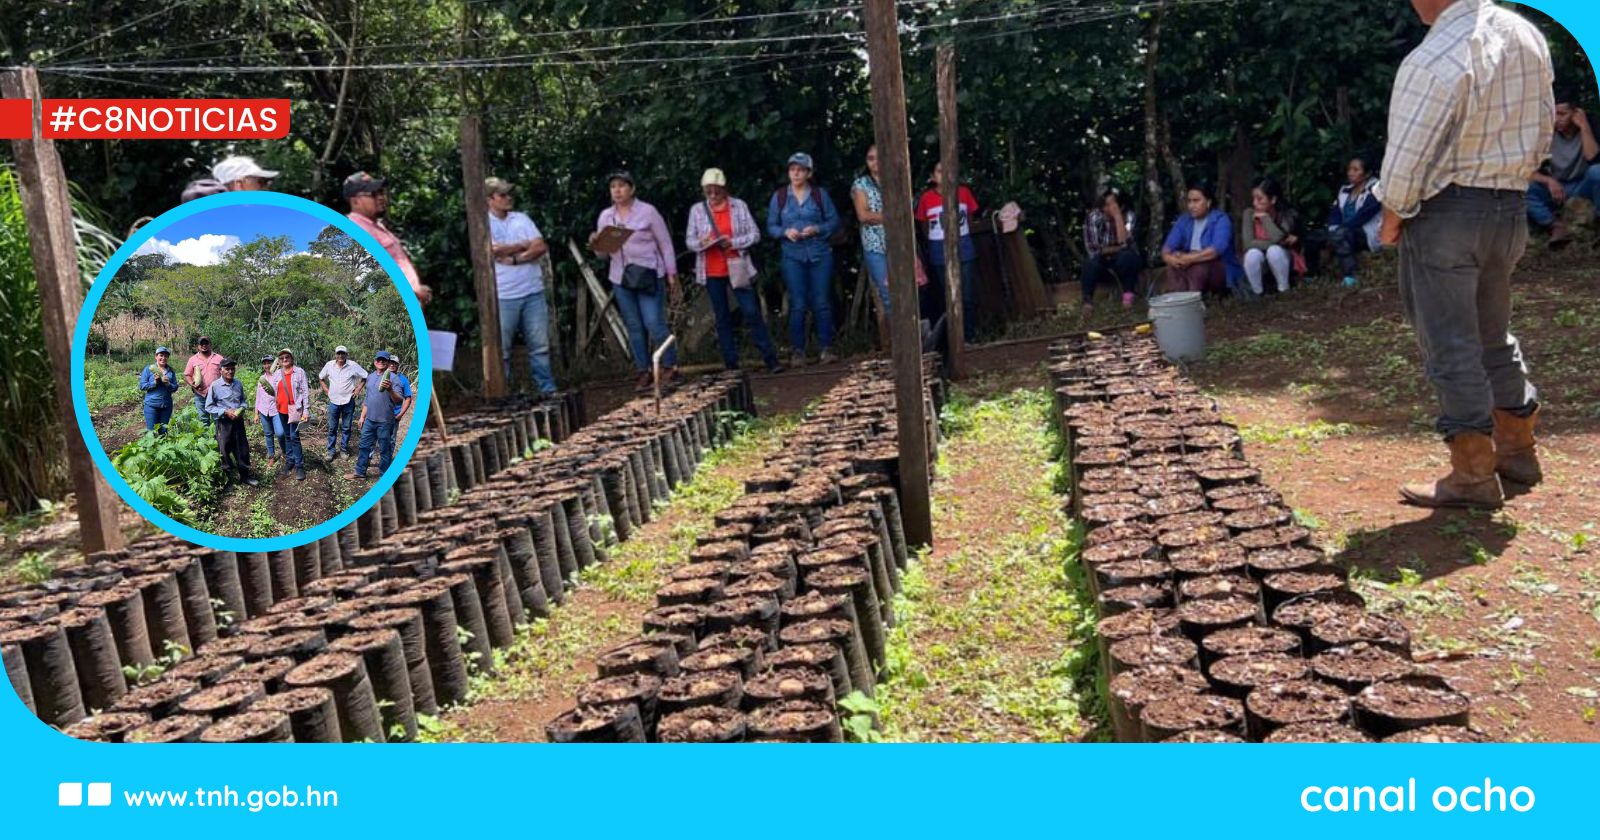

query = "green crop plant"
[111,406,222,525]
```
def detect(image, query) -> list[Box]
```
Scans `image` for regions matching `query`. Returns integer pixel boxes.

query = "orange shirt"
[704,203,733,278]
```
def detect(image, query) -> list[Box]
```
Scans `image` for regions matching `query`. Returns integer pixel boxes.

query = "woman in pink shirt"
[590,170,681,391]
[254,356,285,467]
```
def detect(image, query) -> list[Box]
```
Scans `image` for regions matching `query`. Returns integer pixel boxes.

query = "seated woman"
[1320,154,1382,287]
[1161,181,1240,295]
[1081,187,1143,314]
[1240,177,1301,296]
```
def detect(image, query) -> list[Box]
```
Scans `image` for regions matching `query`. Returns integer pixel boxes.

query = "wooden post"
[1,67,124,553]
[458,1,505,398]
[459,116,506,398]
[863,0,934,549]
[936,44,965,380]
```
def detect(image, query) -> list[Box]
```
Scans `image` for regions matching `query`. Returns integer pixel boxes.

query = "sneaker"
[819,349,838,364]
[1342,276,1359,288]
[326,450,337,461]
[244,475,259,487]
[344,471,366,481]
[295,466,306,481]
[1121,292,1135,309]
[662,367,686,385]
[790,351,808,368]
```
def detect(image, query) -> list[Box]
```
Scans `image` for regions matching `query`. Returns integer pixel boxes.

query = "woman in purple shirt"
[255,356,285,466]
[591,170,681,391]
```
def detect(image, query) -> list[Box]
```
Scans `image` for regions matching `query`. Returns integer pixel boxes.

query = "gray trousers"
[1399,185,1537,439]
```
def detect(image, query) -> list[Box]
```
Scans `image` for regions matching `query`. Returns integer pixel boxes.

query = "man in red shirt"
[184,336,224,427]
[915,163,979,343]
[344,171,433,306]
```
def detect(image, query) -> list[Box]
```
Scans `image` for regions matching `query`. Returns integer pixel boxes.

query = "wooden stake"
[936,44,966,380]
[460,116,506,399]
[1,67,124,553]
[429,391,450,444]
[863,0,934,550]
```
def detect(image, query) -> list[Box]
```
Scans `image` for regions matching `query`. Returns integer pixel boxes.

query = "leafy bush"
[111,406,221,525]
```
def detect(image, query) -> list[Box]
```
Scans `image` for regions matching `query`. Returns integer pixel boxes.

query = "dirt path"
[428,416,791,742]
[874,374,1102,742]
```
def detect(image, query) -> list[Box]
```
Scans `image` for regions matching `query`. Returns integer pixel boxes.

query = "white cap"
[701,168,727,187]
[212,155,279,185]
[335,345,349,354]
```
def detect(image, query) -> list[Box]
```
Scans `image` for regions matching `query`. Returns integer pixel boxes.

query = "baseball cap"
[343,171,386,198]
[701,168,727,188]
[220,358,237,369]
[155,346,170,355]
[787,152,815,171]
[485,177,514,195]
[181,179,226,203]
[605,170,635,187]
[197,336,211,345]
[374,350,392,361]
[278,348,294,357]
[260,355,273,364]
[212,156,279,184]
[335,345,349,354]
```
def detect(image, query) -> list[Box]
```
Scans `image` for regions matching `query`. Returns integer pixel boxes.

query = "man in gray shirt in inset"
[1527,90,1600,246]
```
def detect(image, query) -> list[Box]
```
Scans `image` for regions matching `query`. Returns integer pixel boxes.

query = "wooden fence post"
[937,44,965,380]
[1,67,124,553]
[863,0,934,549]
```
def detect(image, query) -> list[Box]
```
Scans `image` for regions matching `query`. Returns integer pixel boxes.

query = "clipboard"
[591,224,634,255]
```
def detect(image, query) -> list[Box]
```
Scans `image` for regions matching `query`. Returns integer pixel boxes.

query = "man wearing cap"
[348,351,405,480]
[212,156,278,191]
[255,355,285,467]
[266,349,311,481]
[344,171,434,305]
[386,353,416,423]
[487,176,558,395]
[138,346,181,434]
[184,336,224,427]
[319,345,367,460]
[204,358,258,488]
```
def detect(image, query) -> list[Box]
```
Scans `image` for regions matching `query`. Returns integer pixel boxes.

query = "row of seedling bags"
[0,379,753,743]
[1050,331,1481,743]
[545,358,943,742]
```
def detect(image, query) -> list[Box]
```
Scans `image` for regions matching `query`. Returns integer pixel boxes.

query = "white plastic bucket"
[1148,291,1206,361]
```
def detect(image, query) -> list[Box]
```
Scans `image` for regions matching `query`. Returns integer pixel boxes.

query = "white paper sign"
[429,330,457,372]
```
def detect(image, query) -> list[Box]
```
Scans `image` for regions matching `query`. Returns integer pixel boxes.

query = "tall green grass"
[0,164,121,515]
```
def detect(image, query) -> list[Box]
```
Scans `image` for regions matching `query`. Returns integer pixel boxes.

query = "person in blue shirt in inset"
[767,152,841,368]
[386,352,415,422]
[346,351,407,480]
[138,346,181,434]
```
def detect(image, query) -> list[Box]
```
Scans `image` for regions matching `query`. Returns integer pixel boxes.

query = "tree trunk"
[1141,0,1170,259]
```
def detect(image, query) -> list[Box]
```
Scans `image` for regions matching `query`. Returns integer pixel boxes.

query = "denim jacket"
[766,185,840,263]
[139,365,180,408]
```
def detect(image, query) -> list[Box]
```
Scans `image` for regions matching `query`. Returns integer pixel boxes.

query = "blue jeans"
[326,401,355,456]
[1526,163,1600,227]
[499,291,557,394]
[781,252,835,353]
[259,411,284,457]
[354,420,397,476]
[143,404,172,434]
[613,278,675,371]
[194,392,213,427]
[862,251,891,315]
[930,258,978,342]
[705,277,779,370]
[281,420,303,468]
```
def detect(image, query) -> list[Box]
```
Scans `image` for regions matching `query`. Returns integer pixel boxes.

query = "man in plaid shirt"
[1377,0,1553,510]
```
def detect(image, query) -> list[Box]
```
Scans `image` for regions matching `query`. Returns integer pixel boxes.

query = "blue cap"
[787,152,814,171]
[374,350,392,361]
[155,346,170,355]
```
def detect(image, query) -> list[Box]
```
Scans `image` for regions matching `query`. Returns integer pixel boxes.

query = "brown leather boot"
[1400,432,1504,509]
[1492,406,1542,486]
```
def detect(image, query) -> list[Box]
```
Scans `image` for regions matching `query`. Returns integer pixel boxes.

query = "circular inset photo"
[71,192,430,550]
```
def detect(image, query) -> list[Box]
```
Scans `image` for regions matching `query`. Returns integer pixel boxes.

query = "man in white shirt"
[487,177,557,395]
[319,345,367,460]
[1377,0,1553,510]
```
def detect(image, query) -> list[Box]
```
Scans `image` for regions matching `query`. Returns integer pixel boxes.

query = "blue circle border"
[70,191,433,553]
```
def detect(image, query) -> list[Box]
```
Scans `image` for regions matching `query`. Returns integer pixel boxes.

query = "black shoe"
[295,466,306,481]
[766,362,787,374]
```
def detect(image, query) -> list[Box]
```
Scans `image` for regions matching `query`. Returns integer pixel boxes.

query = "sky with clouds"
[133,203,336,266]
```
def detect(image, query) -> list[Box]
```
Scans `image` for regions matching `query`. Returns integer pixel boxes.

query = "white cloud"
[133,233,241,266]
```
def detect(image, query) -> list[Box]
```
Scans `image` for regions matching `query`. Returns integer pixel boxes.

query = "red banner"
[0,99,292,139]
